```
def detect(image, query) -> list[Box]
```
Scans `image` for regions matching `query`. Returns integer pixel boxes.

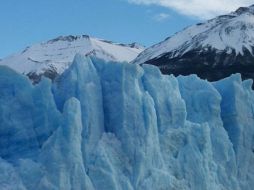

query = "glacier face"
[0,55,253,190]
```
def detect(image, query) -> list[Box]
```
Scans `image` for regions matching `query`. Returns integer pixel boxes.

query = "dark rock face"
[47,35,90,44]
[27,69,59,84]
[143,47,254,86]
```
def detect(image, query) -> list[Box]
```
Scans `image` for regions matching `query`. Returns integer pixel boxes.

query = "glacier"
[0,54,253,190]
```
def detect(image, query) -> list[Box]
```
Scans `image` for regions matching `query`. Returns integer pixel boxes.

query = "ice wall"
[0,55,253,190]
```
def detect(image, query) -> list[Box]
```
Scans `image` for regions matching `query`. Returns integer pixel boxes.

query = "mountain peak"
[133,4,254,87]
[47,35,90,44]
[234,5,254,15]
[0,35,144,82]
[134,5,254,65]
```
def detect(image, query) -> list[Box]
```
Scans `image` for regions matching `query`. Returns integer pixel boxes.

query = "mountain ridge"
[133,4,254,85]
[0,34,144,82]
[135,4,254,64]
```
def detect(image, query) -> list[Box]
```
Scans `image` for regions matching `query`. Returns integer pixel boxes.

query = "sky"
[0,0,253,58]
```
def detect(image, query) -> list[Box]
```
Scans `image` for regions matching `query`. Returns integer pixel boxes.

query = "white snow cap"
[0,35,144,75]
[134,4,254,64]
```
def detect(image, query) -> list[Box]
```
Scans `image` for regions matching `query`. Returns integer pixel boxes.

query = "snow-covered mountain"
[134,4,254,83]
[0,35,144,82]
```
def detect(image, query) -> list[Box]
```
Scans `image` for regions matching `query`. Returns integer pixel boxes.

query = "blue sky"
[0,0,200,58]
[0,0,252,58]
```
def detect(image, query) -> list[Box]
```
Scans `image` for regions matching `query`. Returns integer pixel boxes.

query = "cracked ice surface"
[0,55,253,190]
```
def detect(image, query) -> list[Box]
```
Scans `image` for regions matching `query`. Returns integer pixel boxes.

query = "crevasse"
[0,54,253,190]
